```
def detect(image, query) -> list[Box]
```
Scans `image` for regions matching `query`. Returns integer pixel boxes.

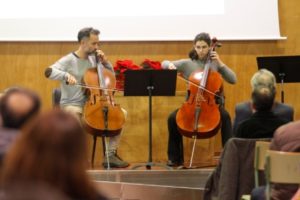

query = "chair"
[51,88,105,168]
[265,150,300,200]
[254,141,271,187]
[204,138,271,200]
[241,141,271,200]
[52,88,61,107]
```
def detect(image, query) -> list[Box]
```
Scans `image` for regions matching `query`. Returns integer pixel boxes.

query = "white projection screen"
[0,0,284,41]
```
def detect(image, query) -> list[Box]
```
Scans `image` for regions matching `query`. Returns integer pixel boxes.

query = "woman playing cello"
[45,27,129,168]
[162,32,237,167]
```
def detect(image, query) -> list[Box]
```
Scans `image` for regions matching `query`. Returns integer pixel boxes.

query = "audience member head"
[251,86,276,112]
[250,69,276,92]
[2,109,105,200]
[0,87,41,129]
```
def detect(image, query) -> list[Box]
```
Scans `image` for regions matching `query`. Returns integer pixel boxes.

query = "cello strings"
[72,83,123,92]
[177,76,223,98]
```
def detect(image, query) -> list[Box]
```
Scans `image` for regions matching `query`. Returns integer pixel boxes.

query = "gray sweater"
[161,59,237,84]
[48,52,113,107]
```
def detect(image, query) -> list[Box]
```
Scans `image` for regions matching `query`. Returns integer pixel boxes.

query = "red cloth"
[114,60,141,74]
[141,59,162,70]
[114,60,141,90]
[113,59,162,90]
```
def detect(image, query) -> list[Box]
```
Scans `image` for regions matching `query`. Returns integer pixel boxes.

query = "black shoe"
[167,160,183,167]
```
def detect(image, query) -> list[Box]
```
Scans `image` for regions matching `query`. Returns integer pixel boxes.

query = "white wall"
[0,0,283,41]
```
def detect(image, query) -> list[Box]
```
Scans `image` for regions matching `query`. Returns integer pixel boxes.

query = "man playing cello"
[45,27,129,168]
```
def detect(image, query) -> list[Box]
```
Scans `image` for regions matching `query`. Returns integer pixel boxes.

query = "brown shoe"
[103,154,129,168]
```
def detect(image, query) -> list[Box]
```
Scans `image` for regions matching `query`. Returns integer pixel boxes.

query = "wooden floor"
[87,167,215,200]
[85,149,220,199]
[87,157,220,170]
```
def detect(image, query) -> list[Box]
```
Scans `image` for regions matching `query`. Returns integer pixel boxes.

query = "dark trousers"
[167,107,233,163]
[251,186,265,200]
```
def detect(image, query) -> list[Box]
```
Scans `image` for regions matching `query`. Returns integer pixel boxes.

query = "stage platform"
[88,168,214,200]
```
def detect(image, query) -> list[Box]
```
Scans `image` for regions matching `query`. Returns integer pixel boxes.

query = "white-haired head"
[250,69,276,91]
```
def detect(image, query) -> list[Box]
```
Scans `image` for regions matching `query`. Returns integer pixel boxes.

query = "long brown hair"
[188,32,211,60]
[2,109,105,200]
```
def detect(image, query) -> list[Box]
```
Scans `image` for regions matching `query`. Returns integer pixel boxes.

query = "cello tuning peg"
[212,37,218,43]
[211,37,222,49]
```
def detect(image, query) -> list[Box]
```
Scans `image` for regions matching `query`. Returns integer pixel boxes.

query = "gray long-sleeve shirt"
[161,59,237,84]
[47,52,114,107]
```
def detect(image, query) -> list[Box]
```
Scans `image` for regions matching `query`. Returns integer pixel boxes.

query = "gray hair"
[250,69,276,91]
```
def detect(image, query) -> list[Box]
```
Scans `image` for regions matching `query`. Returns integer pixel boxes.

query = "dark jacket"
[233,101,294,134]
[0,127,19,165]
[235,111,288,138]
[203,138,271,200]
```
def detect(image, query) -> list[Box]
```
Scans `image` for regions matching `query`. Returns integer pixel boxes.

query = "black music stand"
[257,55,300,103]
[124,69,177,170]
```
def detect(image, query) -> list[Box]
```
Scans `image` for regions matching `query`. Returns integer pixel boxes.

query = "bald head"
[0,88,41,129]
[7,92,35,118]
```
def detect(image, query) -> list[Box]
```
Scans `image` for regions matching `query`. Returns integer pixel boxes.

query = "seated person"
[235,86,288,138]
[251,119,300,200]
[2,109,107,200]
[45,27,128,168]
[0,87,41,165]
[233,69,293,134]
[292,187,300,200]
[162,32,237,167]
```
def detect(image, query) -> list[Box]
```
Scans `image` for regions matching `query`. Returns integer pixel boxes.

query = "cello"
[176,38,223,139]
[83,53,125,137]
